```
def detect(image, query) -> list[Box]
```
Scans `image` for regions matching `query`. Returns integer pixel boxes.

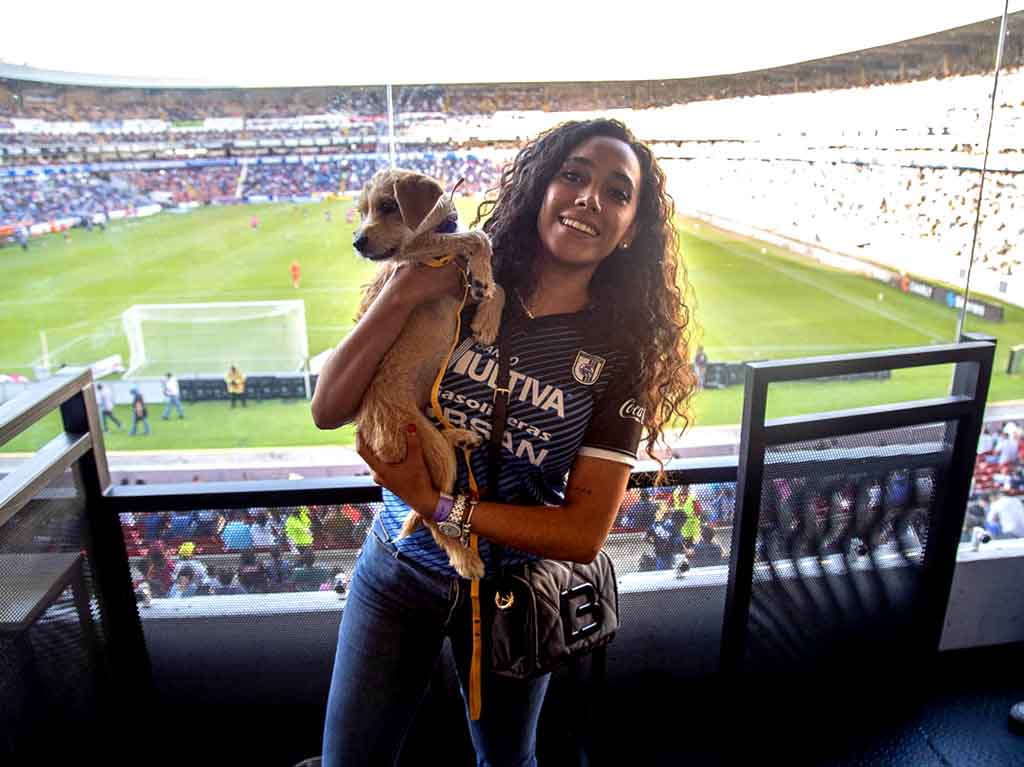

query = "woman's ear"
[393,174,445,230]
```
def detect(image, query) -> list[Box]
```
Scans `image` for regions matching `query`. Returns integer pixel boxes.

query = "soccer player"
[291,260,302,289]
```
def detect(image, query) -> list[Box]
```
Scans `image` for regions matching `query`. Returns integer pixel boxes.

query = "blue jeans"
[130,413,150,435]
[322,519,550,767]
[162,395,184,419]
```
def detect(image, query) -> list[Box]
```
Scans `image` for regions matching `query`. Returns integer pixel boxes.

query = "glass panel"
[959,12,1024,545]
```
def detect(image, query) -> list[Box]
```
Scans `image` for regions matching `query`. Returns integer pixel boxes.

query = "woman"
[312,118,696,766]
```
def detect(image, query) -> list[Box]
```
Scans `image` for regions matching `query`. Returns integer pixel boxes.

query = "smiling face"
[535,135,642,273]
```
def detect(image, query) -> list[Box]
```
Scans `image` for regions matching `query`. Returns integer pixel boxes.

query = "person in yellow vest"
[673,485,703,546]
[225,364,247,408]
[286,505,314,551]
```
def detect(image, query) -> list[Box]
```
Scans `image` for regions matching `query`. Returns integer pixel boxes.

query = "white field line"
[719,242,947,342]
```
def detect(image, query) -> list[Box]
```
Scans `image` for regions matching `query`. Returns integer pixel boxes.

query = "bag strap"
[487,302,514,499]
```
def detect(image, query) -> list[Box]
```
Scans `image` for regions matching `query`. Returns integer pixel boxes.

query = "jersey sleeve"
[578,355,646,467]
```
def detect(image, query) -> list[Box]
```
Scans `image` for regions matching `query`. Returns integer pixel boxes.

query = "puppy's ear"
[393,174,444,230]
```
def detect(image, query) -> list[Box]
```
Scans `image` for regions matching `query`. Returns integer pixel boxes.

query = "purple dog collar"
[434,214,458,234]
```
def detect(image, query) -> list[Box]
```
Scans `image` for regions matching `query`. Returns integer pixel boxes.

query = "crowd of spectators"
[243,162,347,198]
[0,154,501,226]
[124,503,373,599]
[672,158,1023,278]
[966,422,1024,541]
[0,174,150,227]
[114,166,241,204]
[241,155,500,198]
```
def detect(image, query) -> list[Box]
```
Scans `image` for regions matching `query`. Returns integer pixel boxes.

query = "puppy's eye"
[379,200,398,215]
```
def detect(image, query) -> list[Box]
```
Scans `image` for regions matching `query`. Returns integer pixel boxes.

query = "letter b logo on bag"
[561,582,602,645]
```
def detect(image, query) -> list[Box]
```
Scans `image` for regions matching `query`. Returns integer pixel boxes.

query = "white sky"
[1,0,1021,86]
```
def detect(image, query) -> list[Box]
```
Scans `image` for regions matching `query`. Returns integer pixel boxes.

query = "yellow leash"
[426,258,485,720]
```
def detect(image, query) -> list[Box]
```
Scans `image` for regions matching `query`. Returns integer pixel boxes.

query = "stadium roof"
[1,1,1022,88]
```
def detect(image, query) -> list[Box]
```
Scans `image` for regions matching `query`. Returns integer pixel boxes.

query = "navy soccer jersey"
[378,304,645,577]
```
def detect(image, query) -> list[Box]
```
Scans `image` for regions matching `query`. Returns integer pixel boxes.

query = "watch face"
[438,521,463,538]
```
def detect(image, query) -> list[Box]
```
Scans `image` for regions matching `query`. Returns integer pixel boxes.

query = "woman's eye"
[561,170,582,183]
[612,189,632,203]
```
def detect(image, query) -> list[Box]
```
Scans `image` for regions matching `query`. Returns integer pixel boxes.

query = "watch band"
[438,493,468,538]
[460,498,479,547]
[433,492,455,524]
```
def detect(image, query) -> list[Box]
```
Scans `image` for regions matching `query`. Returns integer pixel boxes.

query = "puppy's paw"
[471,286,505,345]
[443,428,481,449]
[470,277,495,302]
[450,547,486,580]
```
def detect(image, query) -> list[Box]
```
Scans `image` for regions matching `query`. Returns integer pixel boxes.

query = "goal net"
[121,301,309,378]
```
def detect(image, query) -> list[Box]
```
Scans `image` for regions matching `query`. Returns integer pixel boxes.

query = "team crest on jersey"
[572,351,606,386]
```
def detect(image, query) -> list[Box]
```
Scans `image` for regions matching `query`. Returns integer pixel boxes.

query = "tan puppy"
[353,168,504,579]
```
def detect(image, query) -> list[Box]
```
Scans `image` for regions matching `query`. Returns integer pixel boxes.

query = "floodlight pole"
[386,84,396,169]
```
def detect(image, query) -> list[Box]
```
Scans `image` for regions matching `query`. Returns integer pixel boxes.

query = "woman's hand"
[379,261,464,313]
[357,425,439,519]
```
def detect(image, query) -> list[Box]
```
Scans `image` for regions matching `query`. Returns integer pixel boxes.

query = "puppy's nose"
[353,234,369,253]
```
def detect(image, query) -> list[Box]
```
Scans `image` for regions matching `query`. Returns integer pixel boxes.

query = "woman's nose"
[575,190,600,212]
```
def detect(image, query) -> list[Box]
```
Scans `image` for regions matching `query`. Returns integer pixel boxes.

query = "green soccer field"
[2,201,1021,453]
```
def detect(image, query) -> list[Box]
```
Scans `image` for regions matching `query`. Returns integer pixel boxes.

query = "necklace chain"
[516,290,535,320]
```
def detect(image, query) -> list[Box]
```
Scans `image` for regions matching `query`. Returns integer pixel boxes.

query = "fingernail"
[407,424,417,434]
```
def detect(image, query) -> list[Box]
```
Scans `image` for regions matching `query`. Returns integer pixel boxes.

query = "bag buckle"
[493,386,510,402]
[495,591,515,610]
[561,582,601,645]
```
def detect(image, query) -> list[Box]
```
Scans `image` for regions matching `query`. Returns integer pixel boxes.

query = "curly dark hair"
[472,118,697,473]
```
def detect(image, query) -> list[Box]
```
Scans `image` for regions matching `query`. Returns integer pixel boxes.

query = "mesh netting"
[743,424,948,671]
[0,464,108,760]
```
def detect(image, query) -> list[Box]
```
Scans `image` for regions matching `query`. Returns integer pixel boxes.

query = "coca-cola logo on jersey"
[618,398,645,424]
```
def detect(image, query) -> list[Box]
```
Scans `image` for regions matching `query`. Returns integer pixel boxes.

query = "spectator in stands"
[623,488,657,530]
[265,545,295,590]
[978,425,998,455]
[321,505,354,548]
[236,550,270,593]
[291,549,329,592]
[171,541,209,592]
[142,511,168,543]
[168,566,198,598]
[250,511,278,548]
[221,510,254,550]
[992,423,1021,466]
[161,372,185,420]
[988,494,1024,538]
[225,364,247,408]
[213,566,246,595]
[167,511,197,541]
[96,383,122,432]
[645,508,684,571]
[128,387,150,436]
[673,485,703,546]
[285,506,314,552]
[205,569,224,593]
[143,543,174,598]
[690,524,725,567]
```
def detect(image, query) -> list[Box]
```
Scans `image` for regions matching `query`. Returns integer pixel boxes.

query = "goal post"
[121,301,309,379]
